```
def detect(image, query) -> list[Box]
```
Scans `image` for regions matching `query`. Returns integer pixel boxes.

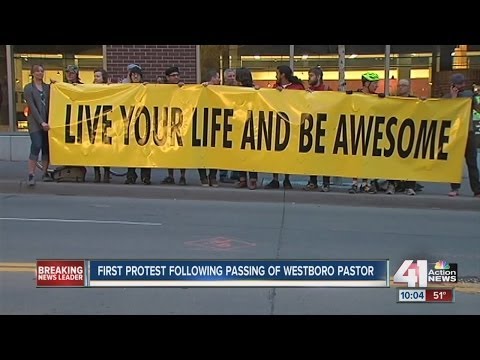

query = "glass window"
[0,46,9,132]
[293,45,434,96]
[200,45,290,88]
[11,45,102,132]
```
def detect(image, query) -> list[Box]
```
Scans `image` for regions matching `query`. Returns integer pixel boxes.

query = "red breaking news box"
[36,260,85,287]
[425,288,454,302]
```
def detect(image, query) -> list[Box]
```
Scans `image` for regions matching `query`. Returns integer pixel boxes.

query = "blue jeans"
[29,130,49,161]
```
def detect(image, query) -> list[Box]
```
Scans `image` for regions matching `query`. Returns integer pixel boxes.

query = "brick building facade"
[106,45,197,83]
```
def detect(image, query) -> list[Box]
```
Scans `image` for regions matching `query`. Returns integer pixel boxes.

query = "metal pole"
[332,45,347,186]
[384,45,391,96]
[196,45,201,84]
[6,45,15,133]
[338,45,346,92]
[289,45,294,70]
[102,45,107,71]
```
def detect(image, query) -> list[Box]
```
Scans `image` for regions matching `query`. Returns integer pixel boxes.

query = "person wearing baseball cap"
[161,66,186,185]
[121,64,141,83]
[444,73,480,197]
[65,64,82,84]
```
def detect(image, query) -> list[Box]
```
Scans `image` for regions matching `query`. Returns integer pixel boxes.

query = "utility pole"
[384,45,391,96]
[333,45,347,186]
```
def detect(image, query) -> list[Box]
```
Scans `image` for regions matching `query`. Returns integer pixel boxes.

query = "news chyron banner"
[36,259,389,288]
[49,83,472,182]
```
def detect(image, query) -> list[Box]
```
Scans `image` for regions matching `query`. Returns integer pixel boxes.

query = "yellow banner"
[49,83,472,183]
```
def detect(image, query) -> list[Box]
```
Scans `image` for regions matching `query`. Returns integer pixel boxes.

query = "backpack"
[51,166,87,183]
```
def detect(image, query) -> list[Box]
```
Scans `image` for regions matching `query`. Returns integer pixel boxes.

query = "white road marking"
[0,217,162,226]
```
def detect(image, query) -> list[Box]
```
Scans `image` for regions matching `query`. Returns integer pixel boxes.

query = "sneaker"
[348,184,359,194]
[142,177,151,185]
[448,190,459,197]
[303,182,318,191]
[161,176,175,185]
[200,177,209,187]
[209,178,219,187]
[320,184,330,192]
[248,179,257,190]
[124,176,136,184]
[264,179,280,189]
[386,183,395,195]
[42,173,54,182]
[405,188,416,196]
[179,176,187,186]
[28,174,35,186]
[283,179,293,190]
[363,184,377,194]
[235,180,247,188]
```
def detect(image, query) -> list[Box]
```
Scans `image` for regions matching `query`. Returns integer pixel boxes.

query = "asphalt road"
[0,193,479,314]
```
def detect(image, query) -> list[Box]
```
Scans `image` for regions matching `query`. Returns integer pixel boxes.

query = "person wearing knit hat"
[121,64,141,83]
[165,66,179,76]
[129,64,142,74]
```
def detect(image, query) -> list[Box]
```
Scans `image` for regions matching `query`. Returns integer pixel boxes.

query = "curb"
[1,180,479,211]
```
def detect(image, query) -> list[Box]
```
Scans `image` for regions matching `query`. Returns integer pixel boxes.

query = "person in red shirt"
[303,66,332,192]
[264,65,305,190]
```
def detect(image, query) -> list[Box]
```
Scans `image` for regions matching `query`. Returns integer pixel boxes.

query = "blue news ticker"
[88,260,388,281]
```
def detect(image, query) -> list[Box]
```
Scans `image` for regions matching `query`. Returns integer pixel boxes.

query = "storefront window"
[0,46,9,132]
[199,45,434,96]
[293,45,434,96]
[200,45,290,87]
[11,45,102,132]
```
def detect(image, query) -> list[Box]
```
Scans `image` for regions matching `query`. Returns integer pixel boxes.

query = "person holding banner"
[264,65,305,190]
[235,67,260,190]
[303,66,333,193]
[24,64,52,186]
[92,68,111,183]
[65,65,83,85]
[348,72,379,194]
[198,69,221,187]
[122,63,140,84]
[161,66,187,186]
[124,65,152,185]
[219,68,239,184]
[385,79,418,196]
[444,73,480,198]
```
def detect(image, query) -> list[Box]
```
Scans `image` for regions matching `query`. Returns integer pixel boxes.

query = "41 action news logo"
[393,260,458,287]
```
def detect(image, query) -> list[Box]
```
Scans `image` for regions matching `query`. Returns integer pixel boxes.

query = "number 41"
[394,260,428,287]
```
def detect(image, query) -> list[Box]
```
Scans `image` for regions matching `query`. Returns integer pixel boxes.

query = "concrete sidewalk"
[1,160,479,211]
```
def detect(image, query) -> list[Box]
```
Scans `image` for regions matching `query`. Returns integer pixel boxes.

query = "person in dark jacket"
[264,65,305,190]
[443,73,480,197]
[24,64,52,186]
